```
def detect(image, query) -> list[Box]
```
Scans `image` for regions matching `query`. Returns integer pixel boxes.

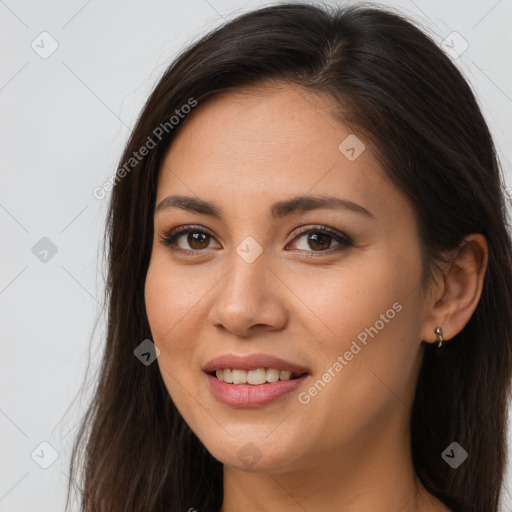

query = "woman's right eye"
[159,225,219,254]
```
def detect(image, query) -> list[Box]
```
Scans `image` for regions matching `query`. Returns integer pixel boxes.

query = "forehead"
[156,84,410,222]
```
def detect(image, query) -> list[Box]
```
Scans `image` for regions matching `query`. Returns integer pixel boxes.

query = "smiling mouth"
[209,368,308,385]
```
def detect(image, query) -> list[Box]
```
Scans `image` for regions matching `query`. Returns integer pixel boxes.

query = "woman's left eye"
[158,224,353,255]
[289,228,352,253]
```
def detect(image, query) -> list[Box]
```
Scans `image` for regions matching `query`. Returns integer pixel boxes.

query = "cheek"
[145,264,214,429]
[144,250,207,339]
[292,247,424,413]
[144,256,205,396]
[288,248,421,352]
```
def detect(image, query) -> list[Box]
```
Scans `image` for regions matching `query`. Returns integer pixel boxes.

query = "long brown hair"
[66,3,512,511]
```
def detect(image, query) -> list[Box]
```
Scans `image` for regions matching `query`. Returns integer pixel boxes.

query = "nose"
[207,251,289,338]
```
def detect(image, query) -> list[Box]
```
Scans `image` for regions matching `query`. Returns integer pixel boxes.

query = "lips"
[203,353,311,407]
[206,372,309,407]
[202,353,310,375]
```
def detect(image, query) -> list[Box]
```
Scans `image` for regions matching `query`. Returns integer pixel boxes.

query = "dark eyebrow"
[155,194,375,220]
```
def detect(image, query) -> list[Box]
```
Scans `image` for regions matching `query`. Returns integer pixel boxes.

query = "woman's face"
[145,83,432,472]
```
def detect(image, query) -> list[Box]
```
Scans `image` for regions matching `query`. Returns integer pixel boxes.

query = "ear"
[421,234,489,344]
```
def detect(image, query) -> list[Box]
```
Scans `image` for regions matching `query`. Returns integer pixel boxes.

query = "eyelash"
[158,224,353,257]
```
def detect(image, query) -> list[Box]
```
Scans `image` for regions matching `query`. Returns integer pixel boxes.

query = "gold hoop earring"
[434,327,444,348]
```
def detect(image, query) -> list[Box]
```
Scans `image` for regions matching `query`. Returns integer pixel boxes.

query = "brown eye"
[158,225,219,253]
[186,232,210,250]
[304,232,332,251]
[288,226,352,254]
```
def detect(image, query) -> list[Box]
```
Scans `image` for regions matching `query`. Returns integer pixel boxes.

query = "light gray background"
[1,0,511,510]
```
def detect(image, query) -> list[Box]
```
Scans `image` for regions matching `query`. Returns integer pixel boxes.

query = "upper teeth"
[215,368,301,385]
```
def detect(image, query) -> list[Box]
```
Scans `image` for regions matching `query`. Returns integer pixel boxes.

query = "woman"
[66,2,512,512]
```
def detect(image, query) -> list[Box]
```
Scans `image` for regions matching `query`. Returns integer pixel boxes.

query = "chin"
[198,429,304,473]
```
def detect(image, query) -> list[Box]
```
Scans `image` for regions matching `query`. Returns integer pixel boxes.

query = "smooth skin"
[144,82,487,512]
